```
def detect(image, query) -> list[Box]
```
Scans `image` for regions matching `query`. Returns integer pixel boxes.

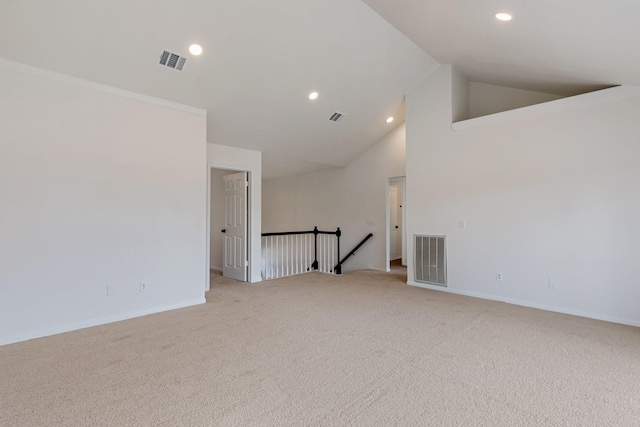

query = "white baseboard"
[407,281,640,328]
[0,298,206,347]
[366,267,389,273]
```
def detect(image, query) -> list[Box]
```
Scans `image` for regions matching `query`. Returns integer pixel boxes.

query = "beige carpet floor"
[1,269,640,426]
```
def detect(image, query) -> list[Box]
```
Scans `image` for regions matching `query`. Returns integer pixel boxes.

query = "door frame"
[386,176,407,271]
[206,164,252,290]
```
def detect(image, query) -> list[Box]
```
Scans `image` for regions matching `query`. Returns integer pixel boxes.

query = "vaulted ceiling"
[1,0,635,178]
[362,0,640,96]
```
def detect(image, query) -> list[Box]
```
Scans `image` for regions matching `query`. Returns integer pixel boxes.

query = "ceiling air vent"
[159,50,187,71]
[329,112,345,122]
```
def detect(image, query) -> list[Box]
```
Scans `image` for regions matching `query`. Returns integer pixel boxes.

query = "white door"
[223,172,248,281]
[390,186,399,260]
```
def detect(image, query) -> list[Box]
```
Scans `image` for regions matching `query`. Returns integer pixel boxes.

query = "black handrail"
[334,233,373,274]
[261,226,341,272]
[261,230,313,237]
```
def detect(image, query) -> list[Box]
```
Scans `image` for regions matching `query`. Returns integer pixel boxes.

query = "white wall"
[210,169,235,270]
[262,124,406,272]
[406,64,640,326]
[451,67,470,122]
[206,144,262,283]
[468,81,563,119]
[0,59,207,345]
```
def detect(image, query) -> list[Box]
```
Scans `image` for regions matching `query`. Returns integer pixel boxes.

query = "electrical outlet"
[548,278,558,290]
[458,220,466,230]
[139,282,148,292]
[496,272,504,281]
[107,285,116,296]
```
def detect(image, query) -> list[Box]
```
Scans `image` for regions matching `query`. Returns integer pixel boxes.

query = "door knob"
[221,229,226,233]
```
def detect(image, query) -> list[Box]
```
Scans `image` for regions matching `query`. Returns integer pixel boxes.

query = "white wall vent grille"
[329,112,345,122]
[159,50,187,71]
[414,235,447,286]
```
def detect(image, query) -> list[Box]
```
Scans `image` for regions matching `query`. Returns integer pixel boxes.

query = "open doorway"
[208,167,250,289]
[387,177,406,272]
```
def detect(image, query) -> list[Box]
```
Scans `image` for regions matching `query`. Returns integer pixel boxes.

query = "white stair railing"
[261,227,340,280]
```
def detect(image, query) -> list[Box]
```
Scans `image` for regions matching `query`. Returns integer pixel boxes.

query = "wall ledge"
[0,56,207,117]
[451,85,640,131]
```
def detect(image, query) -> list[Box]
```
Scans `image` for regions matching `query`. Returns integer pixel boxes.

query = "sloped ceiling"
[0,0,437,178]
[361,0,640,96]
[2,1,636,178]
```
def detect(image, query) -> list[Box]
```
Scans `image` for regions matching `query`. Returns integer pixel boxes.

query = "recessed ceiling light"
[188,44,203,56]
[386,117,394,123]
[495,13,512,21]
[308,91,319,100]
